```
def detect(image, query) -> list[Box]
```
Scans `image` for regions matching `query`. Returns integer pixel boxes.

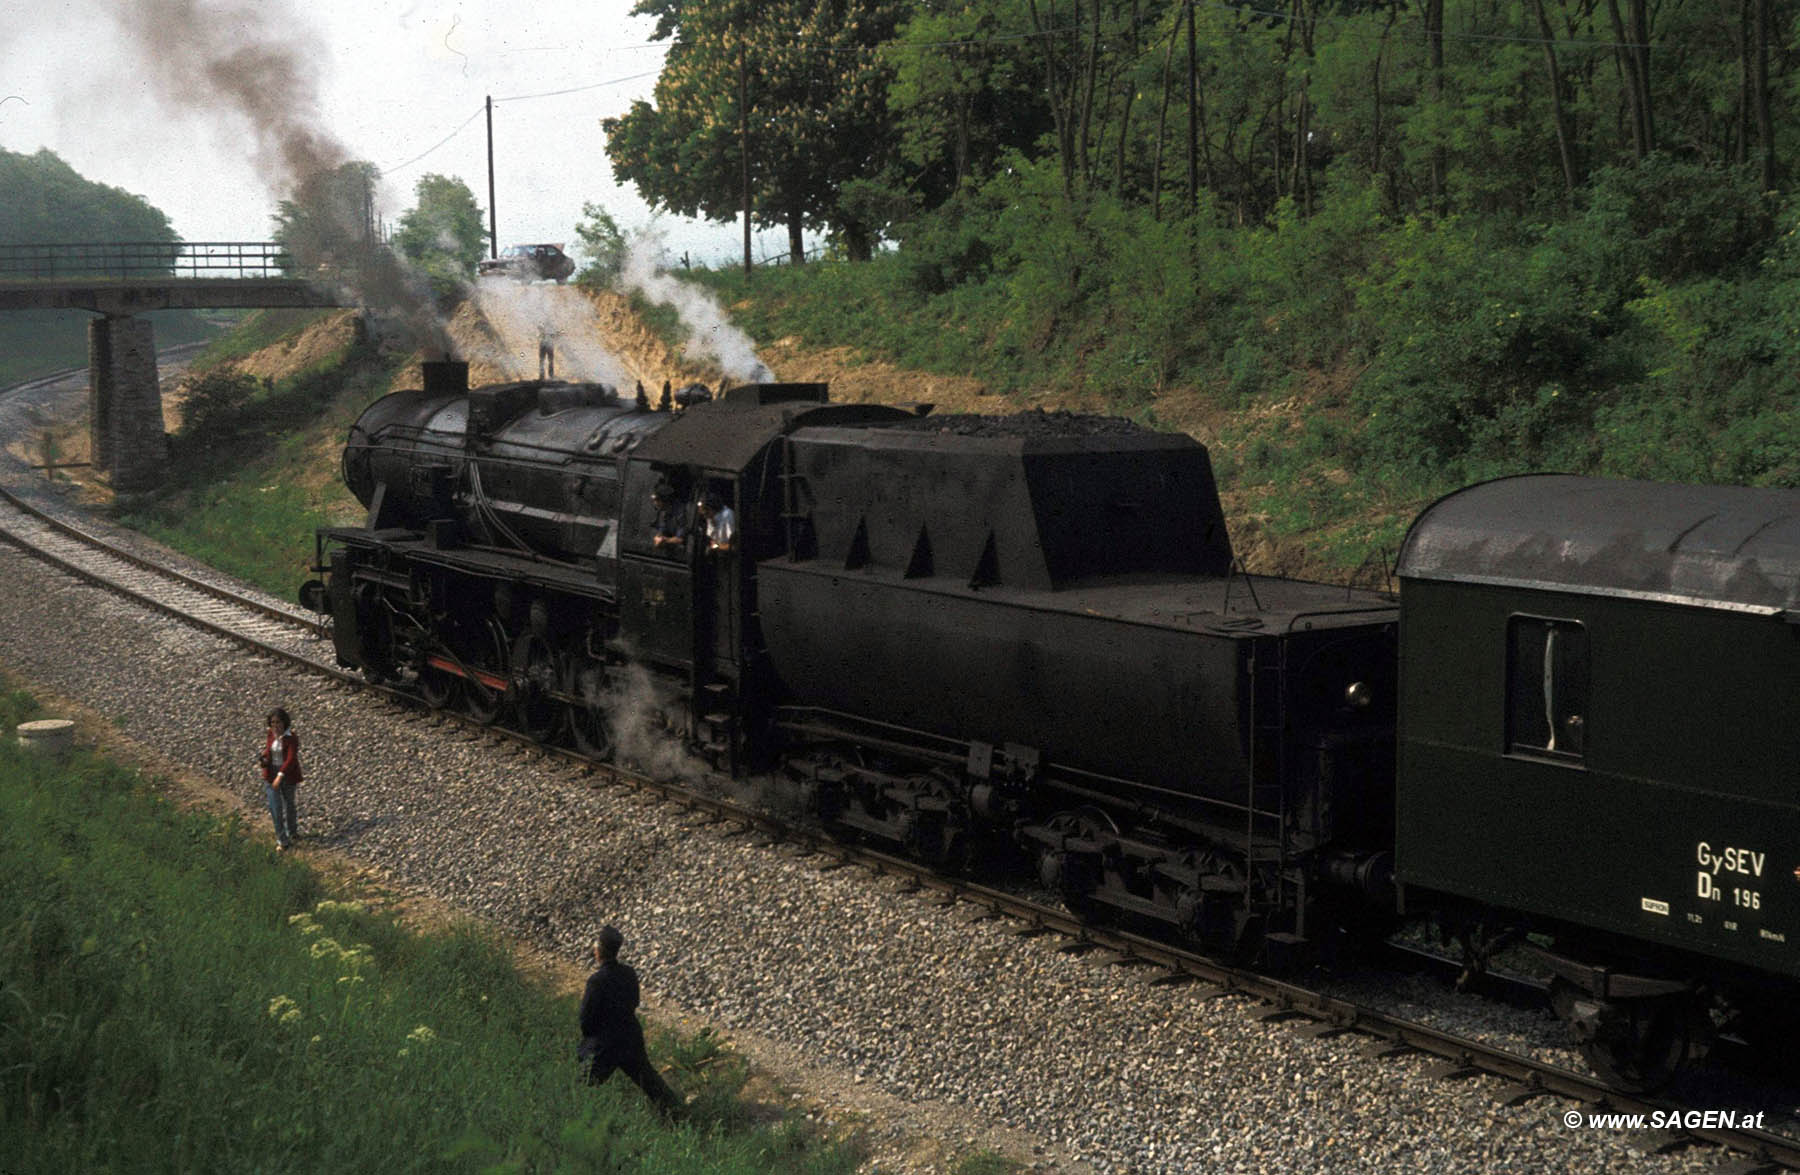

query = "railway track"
[0,383,1795,1172]
[0,482,330,659]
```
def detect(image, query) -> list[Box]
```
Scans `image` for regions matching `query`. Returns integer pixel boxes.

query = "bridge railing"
[0,241,296,281]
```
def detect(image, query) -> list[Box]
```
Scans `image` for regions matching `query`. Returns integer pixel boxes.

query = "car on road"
[478,243,576,283]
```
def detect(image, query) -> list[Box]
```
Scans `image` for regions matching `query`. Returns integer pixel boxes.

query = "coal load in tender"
[889,408,1153,439]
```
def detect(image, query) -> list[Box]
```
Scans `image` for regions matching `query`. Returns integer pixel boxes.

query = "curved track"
[0,377,1795,1172]
[0,483,329,652]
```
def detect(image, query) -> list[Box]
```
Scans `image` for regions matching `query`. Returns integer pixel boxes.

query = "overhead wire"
[382,105,484,173]
[381,63,668,173]
[492,69,665,104]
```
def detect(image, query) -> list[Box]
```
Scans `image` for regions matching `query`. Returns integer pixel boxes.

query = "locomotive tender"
[306,361,1800,1089]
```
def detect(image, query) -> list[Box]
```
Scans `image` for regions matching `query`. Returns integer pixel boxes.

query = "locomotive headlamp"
[1345,681,1373,709]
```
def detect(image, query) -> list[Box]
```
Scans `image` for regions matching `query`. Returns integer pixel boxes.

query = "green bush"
[575,203,629,289]
[1238,182,1387,370]
[1595,259,1800,487]
[1347,214,1632,480]
[896,192,998,296]
[175,368,264,451]
[1560,155,1774,288]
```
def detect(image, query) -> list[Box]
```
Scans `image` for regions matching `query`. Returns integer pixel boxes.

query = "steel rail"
[0,498,333,672]
[0,482,329,639]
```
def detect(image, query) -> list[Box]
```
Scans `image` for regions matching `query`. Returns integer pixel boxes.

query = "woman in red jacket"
[259,707,304,850]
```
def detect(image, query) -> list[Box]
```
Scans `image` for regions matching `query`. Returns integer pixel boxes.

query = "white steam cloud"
[603,662,712,782]
[469,280,639,387]
[618,230,771,383]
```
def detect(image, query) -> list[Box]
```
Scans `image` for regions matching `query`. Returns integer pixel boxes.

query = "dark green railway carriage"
[1394,474,1800,1085]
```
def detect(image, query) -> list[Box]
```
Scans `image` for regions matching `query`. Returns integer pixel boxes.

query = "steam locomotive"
[303,362,1800,1090]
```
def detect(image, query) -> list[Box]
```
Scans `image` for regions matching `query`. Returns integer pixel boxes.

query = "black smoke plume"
[112,0,451,355]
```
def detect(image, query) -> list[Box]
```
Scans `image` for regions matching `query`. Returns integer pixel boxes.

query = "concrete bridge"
[0,242,353,493]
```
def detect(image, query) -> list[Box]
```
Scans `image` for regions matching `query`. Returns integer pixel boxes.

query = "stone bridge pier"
[87,314,169,494]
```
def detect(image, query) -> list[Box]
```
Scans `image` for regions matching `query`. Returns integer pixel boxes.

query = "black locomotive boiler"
[305,362,1800,1090]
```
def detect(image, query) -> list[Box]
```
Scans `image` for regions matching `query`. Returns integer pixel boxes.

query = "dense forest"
[604,0,1800,538]
[609,0,1793,253]
[0,148,215,384]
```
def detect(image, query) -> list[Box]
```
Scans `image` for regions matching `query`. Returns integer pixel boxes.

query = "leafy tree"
[572,202,627,287]
[391,173,487,295]
[0,147,198,382]
[608,0,1800,241]
[603,0,906,263]
[271,161,381,274]
[886,0,1051,202]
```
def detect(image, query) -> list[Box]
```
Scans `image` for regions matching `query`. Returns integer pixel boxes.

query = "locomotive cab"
[615,384,918,768]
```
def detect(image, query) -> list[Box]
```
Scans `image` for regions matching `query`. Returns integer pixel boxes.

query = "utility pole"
[740,37,752,277]
[486,95,498,258]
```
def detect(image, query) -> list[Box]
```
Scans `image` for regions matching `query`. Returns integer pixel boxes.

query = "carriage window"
[1506,616,1588,762]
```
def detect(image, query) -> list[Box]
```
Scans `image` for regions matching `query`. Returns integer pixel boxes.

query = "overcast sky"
[0,0,784,267]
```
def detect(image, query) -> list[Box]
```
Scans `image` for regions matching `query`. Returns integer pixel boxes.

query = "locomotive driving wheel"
[560,653,612,760]
[512,632,560,742]
[461,618,509,725]
[416,662,459,710]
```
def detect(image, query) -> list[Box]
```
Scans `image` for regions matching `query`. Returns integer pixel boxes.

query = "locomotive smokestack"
[422,360,470,397]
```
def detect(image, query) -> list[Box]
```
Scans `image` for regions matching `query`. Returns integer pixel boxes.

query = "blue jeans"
[265,782,298,846]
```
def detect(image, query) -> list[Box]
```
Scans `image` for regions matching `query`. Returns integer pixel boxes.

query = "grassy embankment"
[0,684,862,1172]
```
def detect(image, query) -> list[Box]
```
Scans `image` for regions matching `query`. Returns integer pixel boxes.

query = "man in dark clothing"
[578,926,681,1116]
[537,327,556,379]
[650,484,687,554]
